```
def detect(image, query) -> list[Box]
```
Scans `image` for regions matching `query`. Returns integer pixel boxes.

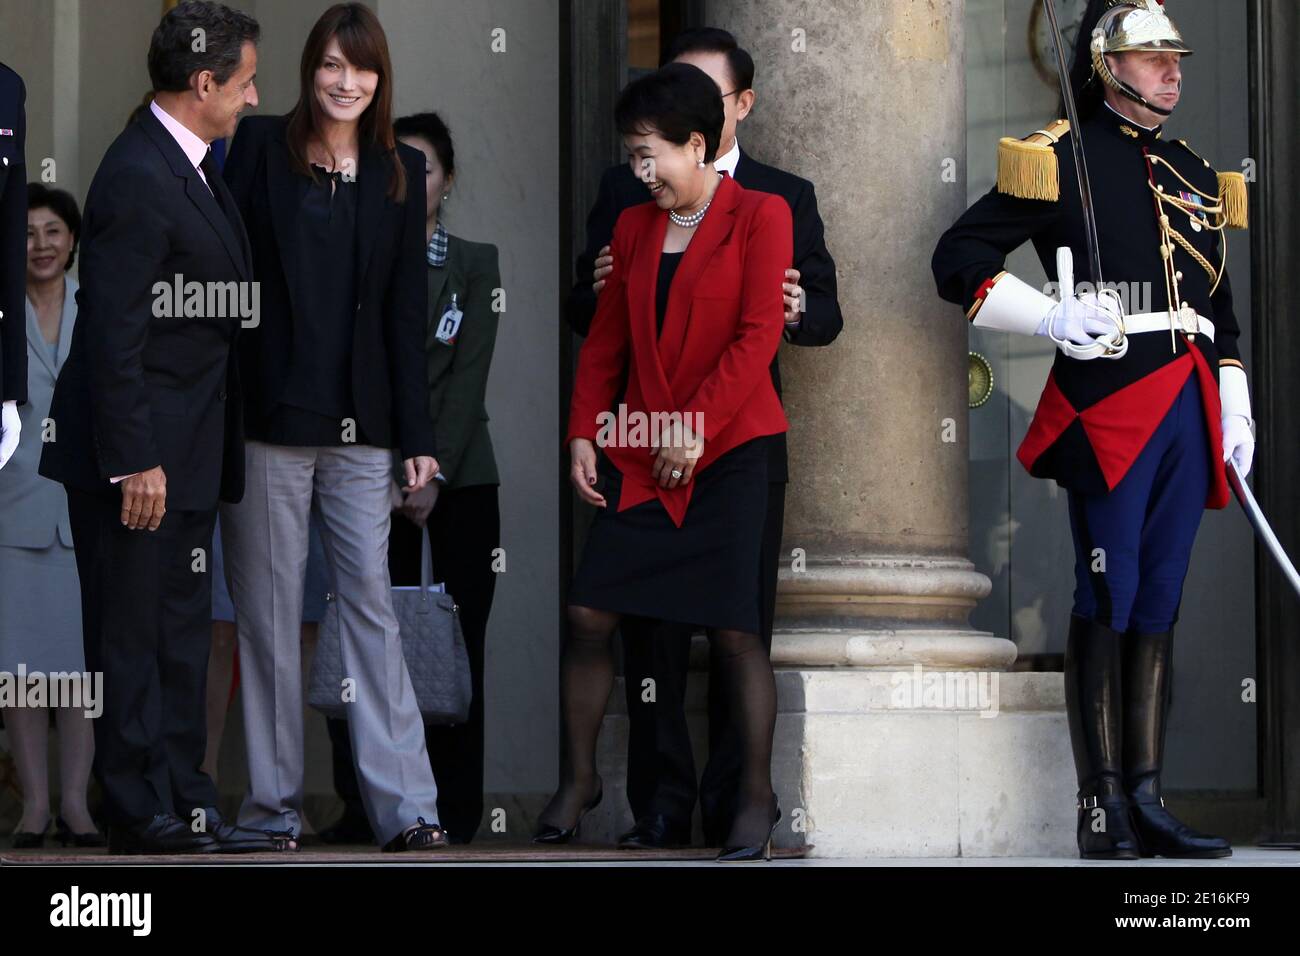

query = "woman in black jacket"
[219,2,445,852]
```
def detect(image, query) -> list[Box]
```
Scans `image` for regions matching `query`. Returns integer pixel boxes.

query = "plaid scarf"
[426,221,449,267]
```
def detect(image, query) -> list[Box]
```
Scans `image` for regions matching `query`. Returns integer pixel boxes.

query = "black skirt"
[568,436,770,634]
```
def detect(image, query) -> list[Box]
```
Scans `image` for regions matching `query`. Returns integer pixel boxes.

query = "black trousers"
[66,487,220,826]
[620,480,785,842]
[327,483,499,843]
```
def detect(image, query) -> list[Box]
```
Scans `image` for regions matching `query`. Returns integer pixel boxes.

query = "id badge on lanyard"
[435,292,464,346]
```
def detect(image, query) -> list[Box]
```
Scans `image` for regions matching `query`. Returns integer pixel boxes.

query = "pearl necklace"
[669,174,721,228]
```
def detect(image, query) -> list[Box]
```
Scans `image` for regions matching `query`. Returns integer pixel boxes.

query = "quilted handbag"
[308,534,472,725]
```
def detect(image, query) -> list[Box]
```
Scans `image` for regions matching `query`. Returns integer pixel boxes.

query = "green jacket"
[424,233,501,489]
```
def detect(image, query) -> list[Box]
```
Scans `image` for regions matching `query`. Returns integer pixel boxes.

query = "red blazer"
[566,174,793,527]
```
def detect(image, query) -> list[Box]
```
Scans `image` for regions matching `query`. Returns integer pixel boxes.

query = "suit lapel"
[138,111,249,281]
[657,175,740,380]
[265,126,302,303]
[24,295,55,380]
[626,209,675,413]
[355,141,385,290]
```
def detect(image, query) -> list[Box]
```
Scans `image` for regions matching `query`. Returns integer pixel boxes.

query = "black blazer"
[40,108,249,509]
[222,114,434,460]
[566,147,843,481]
[0,63,27,405]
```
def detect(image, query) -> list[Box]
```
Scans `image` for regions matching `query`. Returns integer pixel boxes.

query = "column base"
[590,666,1076,857]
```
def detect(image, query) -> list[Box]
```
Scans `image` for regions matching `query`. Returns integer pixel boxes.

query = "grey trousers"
[221,440,439,844]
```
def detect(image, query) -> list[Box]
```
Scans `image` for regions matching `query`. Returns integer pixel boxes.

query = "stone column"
[703,0,1011,670]
[685,0,1074,858]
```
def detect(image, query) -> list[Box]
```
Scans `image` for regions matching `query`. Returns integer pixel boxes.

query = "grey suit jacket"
[0,275,75,547]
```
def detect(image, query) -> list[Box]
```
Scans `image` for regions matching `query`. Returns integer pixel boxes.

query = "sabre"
[1041,0,1127,359]
[1226,460,1300,600]
[1043,0,1104,288]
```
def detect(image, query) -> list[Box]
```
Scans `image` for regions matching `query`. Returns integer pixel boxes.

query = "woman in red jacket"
[537,64,792,861]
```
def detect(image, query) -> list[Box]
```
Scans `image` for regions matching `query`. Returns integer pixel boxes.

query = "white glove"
[1039,292,1124,346]
[1219,365,1254,477]
[0,400,20,471]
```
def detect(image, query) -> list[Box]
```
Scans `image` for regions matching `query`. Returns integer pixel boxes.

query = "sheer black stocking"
[707,627,778,848]
[537,604,619,829]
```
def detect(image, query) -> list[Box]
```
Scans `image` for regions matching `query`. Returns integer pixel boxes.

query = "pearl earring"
[697,159,705,169]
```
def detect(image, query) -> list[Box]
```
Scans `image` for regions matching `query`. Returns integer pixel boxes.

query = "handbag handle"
[419,530,433,614]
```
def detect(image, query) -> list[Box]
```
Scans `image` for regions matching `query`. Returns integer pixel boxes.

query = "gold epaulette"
[996,120,1069,201]
[1173,138,1248,229]
[1217,170,1248,229]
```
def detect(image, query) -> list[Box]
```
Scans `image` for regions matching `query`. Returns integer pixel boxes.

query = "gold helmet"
[1090,1,1192,115]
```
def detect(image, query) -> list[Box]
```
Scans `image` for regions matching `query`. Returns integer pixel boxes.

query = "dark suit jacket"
[566,175,792,528]
[222,114,434,460]
[0,63,27,405]
[40,108,248,510]
[425,234,500,488]
[567,147,842,482]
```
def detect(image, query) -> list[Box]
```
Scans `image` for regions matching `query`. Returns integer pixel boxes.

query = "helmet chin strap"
[1119,82,1175,116]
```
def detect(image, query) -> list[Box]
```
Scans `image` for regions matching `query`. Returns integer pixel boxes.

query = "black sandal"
[382,817,449,852]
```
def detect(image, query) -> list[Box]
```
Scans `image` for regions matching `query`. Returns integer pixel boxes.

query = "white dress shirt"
[714,138,740,178]
[150,99,213,190]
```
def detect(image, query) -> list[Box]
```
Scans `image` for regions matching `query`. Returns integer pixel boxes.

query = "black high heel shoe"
[532,778,603,845]
[10,819,51,849]
[716,799,781,863]
[54,817,107,849]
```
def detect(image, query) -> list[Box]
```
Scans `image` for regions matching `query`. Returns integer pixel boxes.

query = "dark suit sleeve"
[566,165,624,338]
[386,152,436,461]
[1,75,26,404]
[428,244,501,483]
[932,184,1061,312]
[79,164,170,479]
[783,179,843,348]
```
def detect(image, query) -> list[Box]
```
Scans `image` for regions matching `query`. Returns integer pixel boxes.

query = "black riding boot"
[1064,615,1140,860]
[1122,628,1231,859]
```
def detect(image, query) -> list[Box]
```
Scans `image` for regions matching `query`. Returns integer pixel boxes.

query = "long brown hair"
[284,2,406,201]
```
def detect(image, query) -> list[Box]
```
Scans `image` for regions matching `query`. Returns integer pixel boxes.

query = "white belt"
[1122,310,1216,343]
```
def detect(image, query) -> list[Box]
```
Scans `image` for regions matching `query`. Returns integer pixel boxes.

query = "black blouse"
[655,250,684,339]
[265,164,361,446]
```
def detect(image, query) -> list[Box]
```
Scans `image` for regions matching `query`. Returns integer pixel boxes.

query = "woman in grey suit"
[1,185,101,848]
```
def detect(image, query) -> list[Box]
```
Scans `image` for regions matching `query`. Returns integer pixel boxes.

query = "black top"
[655,250,684,338]
[263,164,360,446]
[219,115,436,460]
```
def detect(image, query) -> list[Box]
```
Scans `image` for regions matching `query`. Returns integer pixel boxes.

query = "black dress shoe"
[381,817,449,851]
[533,779,603,845]
[716,801,781,863]
[107,813,219,855]
[10,820,51,849]
[617,814,691,849]
[319,810,374,845]
[196,807,298,853]
[54,817,106,848]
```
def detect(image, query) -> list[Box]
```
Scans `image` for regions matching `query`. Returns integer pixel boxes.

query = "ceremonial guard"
[933,0,1252,859]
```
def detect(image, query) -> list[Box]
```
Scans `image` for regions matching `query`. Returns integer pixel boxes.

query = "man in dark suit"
[567,28,843,848]
[39,1,286,854]
[0,62,26,471]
